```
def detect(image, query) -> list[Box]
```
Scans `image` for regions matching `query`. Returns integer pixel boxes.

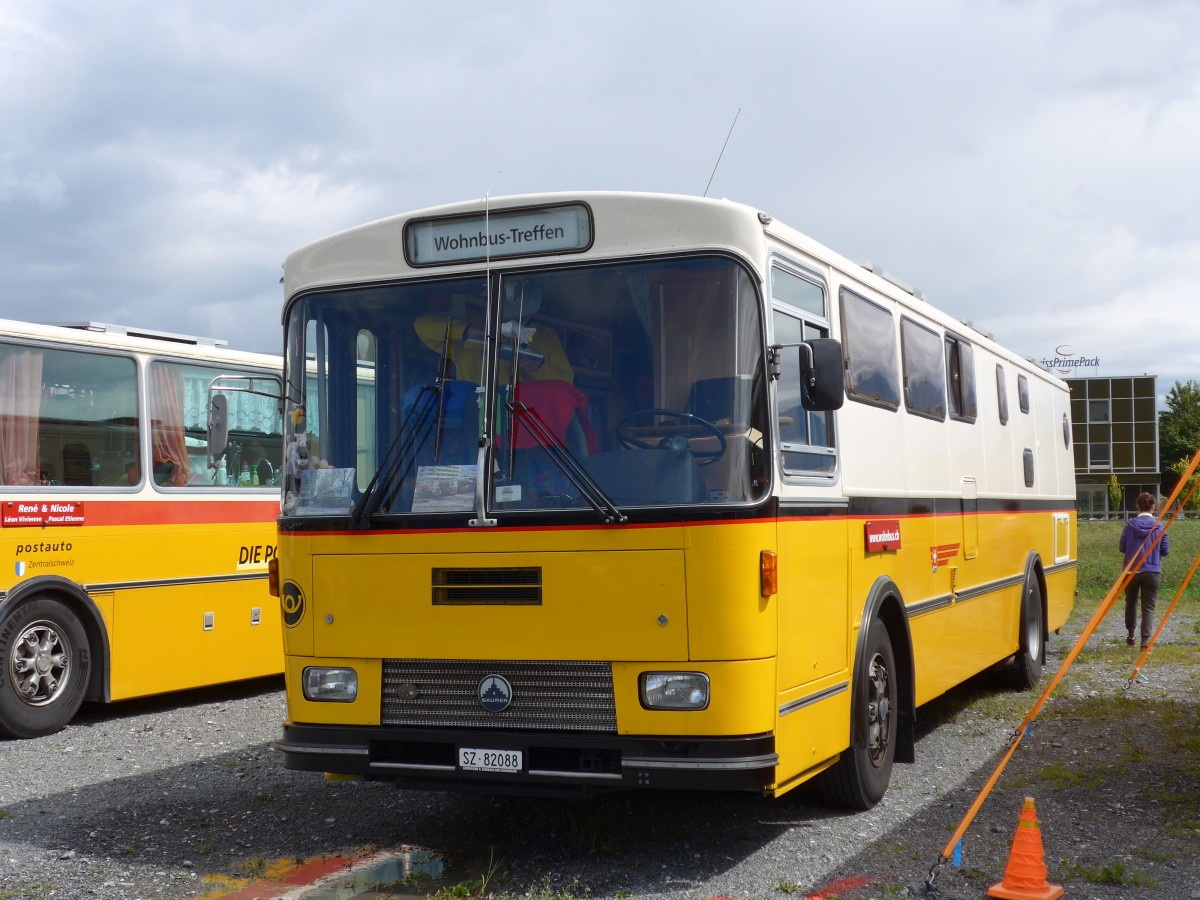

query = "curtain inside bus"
[0,347,43,485]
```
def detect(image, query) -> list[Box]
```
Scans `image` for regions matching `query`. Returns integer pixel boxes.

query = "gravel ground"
[1,606,1197,900]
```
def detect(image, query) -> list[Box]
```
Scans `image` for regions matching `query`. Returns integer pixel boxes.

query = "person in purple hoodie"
[1118,492,1169,649]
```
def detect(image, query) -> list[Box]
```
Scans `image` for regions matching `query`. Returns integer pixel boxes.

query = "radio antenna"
[703,108,741,198]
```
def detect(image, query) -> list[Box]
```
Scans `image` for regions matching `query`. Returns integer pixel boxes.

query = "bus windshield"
[283,255,768,519]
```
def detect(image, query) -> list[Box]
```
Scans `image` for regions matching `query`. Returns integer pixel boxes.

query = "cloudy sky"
[3,0,1199,392]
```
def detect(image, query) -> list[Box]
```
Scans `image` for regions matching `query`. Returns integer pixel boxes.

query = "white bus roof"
[0,317,281,369]
[50,321,228,347]
[282,191,1062,388]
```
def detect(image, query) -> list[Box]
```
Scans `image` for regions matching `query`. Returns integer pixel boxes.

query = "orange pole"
[1129,548,1200,682]
[935,444,1200,867]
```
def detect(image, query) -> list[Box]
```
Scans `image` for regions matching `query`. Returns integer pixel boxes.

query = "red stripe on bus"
[55,500,279,527]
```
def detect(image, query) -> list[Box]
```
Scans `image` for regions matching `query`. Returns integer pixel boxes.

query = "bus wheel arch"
[1010,554,1047,690]
[819,577,915,809]
[0,578,110,739]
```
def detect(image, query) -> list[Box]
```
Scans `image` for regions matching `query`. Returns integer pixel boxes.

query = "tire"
[819,617,898,809]
[1010,573,1045,690]
[0,597,91,739]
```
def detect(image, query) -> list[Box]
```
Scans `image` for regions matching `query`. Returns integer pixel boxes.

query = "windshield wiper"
[507,399,626,524]
[349,385,438,525]
[351,320,456,527]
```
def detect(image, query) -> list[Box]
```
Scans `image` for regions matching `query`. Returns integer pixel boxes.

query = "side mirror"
[800,338,845,411]
[206,373,284,476]
[207,393,230,466]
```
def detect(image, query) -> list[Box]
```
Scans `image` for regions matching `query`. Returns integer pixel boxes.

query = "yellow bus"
[0,320,283,738]
[271,193,1077,807]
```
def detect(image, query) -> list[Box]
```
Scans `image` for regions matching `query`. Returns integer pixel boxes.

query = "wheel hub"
[10,622,70,707]
[866,653,892,765]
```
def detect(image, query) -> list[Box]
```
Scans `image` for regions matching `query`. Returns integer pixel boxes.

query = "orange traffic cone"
[987,797,1064,900]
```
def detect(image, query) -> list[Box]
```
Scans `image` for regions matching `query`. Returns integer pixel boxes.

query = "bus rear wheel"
[819,617,897,809]
[1010,573,1045,690]
[0,597,91,739]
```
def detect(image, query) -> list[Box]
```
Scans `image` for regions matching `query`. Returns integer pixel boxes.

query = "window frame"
[770,260,837,480]
[944,332,977,424]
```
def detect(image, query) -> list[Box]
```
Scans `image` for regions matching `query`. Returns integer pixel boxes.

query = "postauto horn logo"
[281,580,306,627]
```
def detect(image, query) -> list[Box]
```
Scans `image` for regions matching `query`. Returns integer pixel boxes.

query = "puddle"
[293,848,446,899]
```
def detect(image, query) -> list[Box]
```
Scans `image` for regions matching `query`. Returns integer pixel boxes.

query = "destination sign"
[3,500,86,528]
[405,203,592,266]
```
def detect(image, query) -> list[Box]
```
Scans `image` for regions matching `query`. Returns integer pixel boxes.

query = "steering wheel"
[615,409,727,464]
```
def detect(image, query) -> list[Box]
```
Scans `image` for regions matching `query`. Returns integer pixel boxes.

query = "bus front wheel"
[0,597,91,739]
[819,617,897,809]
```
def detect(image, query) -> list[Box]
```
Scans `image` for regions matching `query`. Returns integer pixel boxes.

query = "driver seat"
[583,448,706,506]
[685,375,753,431]
[683,375,761,504]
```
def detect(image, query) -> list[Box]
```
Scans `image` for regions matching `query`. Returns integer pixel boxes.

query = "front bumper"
[277,723,777,797]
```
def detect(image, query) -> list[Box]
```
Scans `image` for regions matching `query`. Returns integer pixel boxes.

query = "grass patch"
[0,882,53,900]
[1032,761,1106,790]
[526,874,590,900]
[431,849,502,900]
[1078,520,1200,606]
[235,856,268,877]
[1138,847,1173,862]
[568,802,628,855]
[1043,692,1142,720]
[1060,857,1159,887]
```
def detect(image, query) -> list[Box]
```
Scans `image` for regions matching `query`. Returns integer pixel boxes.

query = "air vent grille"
[432,567,542,605]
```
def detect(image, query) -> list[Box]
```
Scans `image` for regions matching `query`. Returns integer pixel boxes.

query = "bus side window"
[899,316,946,420]
[0,343,138,488]
[996,363,1009,425]
[151,360,283,488]
[840,288,900,410]
[945,333,977,423]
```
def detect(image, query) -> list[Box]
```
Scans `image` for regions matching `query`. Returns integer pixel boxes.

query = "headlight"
[639,672,709,710]
[302,666,358,702]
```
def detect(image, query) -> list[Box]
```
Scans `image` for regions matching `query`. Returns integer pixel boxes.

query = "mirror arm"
[767,341,815,385]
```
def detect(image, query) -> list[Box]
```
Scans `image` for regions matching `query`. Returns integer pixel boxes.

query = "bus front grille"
[381,659,617,732]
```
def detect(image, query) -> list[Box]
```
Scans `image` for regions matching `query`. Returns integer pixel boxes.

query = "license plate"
[458,747,523,773]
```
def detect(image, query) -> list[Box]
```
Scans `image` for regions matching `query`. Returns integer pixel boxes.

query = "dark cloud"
[2,0,1199,378]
